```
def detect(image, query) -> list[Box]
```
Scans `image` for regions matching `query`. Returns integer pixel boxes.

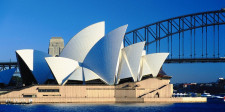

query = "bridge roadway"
[1,58,225,73]
[0,62,18,73]
[165,58,225,63]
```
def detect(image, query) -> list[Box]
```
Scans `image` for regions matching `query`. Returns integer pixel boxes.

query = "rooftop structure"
[48,37,64,57]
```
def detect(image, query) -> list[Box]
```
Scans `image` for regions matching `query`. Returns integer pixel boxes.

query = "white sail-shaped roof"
[118,42,145,82]
[114,42,124,84]
[16,49,33,71]
[83,25,128,85]
[140,53,169,80]
[139,57,152,80]
[68,67,105,83]
[60,21,105,62]
[0,68,17,85]
[138,50,148,81]
[45,57,79,85]
[114,42,124,83]
[68,67,83,81]
[117,53,133,80]
[83,67,103,81]
[16,49,53,84]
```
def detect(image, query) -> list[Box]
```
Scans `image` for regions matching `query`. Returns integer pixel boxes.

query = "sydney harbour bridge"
[1,9,225,73]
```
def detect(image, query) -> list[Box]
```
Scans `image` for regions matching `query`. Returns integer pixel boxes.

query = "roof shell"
[16,49,53,84]
[140,53,169,80]
[60,21,105,63]
[118,42,145,82]
[83,24,128,85]
[45,57,79,85]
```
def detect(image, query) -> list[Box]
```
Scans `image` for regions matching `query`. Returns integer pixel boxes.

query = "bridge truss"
[124,9,225,63]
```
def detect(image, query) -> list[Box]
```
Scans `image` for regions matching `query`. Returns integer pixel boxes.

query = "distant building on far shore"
[48,37,64,57]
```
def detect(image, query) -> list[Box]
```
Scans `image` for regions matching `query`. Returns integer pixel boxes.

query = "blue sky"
[0,0,225,83]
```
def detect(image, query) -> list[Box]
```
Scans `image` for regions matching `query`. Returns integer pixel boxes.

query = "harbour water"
[0,102,224,112]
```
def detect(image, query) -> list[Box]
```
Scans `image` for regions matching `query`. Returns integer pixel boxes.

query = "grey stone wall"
[48,37,64,56]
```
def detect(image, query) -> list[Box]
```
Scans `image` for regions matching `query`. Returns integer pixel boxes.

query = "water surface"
[0,103,224,112]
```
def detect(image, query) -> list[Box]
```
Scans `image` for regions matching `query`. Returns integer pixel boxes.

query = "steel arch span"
[124,9,225,63]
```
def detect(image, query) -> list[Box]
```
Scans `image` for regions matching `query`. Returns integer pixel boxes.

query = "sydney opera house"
[0,22,176,103]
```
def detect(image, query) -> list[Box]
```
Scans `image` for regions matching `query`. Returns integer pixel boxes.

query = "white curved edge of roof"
[115,78,120,85]
[139,50,147,80]
[68,67,83,81]
[45,57,79,85]
[142,50,146,56]
[119,41,145,82]
[139,57,152,81]
[16,49,34,71]
[60,21,105,62]
[0,68,17,84]
[83,24,128,85]
[117,53,133,80]
[83,67,106,83]
[114,43,124,84]
[142,53,169,78]
[66,67,107,84]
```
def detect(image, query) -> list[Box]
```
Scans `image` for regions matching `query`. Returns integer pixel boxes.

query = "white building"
[16,22,169,86]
